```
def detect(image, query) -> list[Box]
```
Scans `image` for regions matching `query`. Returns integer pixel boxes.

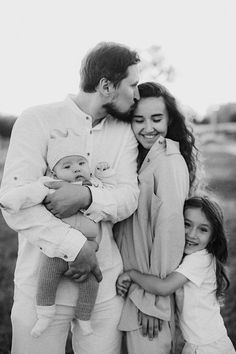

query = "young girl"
[115,82,198,353]
[117,196,235,354]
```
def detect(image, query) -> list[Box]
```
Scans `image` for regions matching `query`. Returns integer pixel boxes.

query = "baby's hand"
[96,161,110,172]
[116,272,131,297]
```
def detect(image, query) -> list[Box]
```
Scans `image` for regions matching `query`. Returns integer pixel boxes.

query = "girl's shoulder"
[180,250,214,275]
[177,251,214,287]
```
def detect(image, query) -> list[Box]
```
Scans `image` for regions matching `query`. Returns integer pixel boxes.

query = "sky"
[0,0,236,117]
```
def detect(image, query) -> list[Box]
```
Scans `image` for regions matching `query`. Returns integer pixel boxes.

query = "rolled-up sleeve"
[85,128,139,223]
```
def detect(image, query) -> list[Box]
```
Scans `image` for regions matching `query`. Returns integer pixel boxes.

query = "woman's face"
[131,97,169,150]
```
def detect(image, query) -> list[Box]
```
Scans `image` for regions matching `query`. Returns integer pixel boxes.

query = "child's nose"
[73,164,80,172]
[188,228,197,239]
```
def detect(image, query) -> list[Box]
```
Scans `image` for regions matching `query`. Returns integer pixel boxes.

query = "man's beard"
[103,102,136,122]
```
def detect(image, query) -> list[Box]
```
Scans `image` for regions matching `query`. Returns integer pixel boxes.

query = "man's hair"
[80,42,140,92]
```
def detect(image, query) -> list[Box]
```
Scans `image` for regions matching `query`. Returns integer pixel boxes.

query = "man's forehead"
[126,64,140,82]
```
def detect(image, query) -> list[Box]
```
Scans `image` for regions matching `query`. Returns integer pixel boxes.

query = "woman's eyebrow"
[151,113,163,118]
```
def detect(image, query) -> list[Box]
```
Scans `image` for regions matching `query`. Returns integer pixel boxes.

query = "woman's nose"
[144,120,153,132]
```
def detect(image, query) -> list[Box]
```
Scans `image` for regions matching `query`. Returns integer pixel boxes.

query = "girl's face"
[131,97,169,150]
[184,207,212,255]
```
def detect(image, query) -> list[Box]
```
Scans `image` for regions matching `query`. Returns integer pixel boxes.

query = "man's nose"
[134,87,140,101]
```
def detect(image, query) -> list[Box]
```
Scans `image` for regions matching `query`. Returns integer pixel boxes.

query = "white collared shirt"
[0,95,139,304]
[175,250,227,345]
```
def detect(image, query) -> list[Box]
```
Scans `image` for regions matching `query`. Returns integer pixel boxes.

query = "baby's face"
[53,155,91,182]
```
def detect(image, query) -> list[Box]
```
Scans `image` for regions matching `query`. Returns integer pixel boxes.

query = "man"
[0,42,140,354]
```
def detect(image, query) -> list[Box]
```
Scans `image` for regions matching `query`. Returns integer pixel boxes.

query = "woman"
[115,82,198,353]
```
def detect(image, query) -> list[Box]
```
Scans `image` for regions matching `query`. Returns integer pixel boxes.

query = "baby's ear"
[50,129,68,139]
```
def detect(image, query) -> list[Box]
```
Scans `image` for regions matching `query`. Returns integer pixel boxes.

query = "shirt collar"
[65,94,108,130]
[148,136,180,157]
[139,136,180,172]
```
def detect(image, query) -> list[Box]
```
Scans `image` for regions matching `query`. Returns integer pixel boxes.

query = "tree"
[0,113,17,138]
[139,45,175,83]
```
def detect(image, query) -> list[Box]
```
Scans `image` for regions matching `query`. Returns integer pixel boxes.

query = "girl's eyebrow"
[200,223,210,228]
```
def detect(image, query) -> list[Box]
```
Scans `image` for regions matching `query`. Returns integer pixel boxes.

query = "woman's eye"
[133,119,143,124]
[64,165,70,169]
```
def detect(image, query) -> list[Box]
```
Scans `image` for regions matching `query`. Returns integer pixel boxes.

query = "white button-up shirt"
[0,95,139,304]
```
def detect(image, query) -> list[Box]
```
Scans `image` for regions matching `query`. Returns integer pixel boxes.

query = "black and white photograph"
[0,1,236,353]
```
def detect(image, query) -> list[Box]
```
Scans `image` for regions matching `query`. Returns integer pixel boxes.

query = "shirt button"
[147,158,150,163]
[90,130,92,134]
[86,116,89,120]
[87,152,90,156]
[40,247,42,250]
[64,255,68,259]
[14,176,18,180]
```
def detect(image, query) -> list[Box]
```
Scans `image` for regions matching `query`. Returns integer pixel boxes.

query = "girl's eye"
[184,222,190,228]
[64,165,70,169]
[79,162,85,166]
[200,228,208,233]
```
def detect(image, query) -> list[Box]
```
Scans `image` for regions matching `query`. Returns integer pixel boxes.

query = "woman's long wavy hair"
[134,82,199,192]
[184,196,230,299]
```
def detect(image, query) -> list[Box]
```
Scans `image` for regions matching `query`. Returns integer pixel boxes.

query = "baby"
[0,130,116,337]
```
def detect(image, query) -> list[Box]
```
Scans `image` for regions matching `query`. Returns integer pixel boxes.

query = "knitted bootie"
[31,305,56,337]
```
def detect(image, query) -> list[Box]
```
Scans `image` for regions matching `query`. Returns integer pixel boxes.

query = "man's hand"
[116,272,131,297]
[43,181,92,218]
[64,241,102,283]
[138,310,163,340]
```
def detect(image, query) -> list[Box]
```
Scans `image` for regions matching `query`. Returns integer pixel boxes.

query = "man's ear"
[98,78,115,97]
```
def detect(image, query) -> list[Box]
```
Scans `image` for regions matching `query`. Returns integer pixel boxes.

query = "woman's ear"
[98,78,115,97]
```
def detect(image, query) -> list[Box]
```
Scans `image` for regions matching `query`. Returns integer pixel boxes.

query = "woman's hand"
[138,310,163,340]
[116,272,132,297]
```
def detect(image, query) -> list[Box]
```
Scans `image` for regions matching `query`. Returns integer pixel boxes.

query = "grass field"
[0,132,236,353]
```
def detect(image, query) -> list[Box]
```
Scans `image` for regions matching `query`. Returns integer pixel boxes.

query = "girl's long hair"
[136,82,199,193]
[184,196,230,299]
